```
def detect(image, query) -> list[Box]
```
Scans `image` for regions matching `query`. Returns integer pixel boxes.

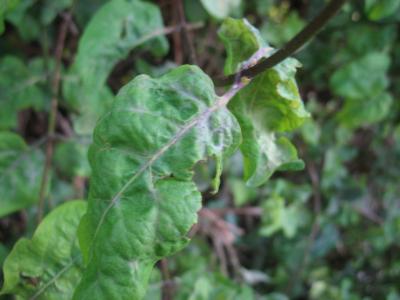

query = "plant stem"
[213,0,347,86]
[176,0,197,64]
[37,13,71,224]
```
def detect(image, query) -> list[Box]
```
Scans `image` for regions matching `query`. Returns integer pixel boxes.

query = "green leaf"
[0,0,20,34]
[218,18,309,186]
[73,65,241,299]
[218,18,265,75]
[1,201,86,299]
[365,0,400,20]
[54,139,91,178]
[330,52,392,128]
[200,0,241,20]
[0,132,44,217]
[63,0,169,134]
[338,92,393,128]
[40,0,72,25]
[176,271,254,300]
[330,52,390,100]
[5,0,39,41]
[0,56,49,130]
[261,11,305,47]
[260,194,309,238]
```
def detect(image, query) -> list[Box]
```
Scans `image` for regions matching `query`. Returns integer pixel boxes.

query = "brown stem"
[213,0,347,86]
[160,259,173,300]
[176,0,197,64]
[37,13,72,223]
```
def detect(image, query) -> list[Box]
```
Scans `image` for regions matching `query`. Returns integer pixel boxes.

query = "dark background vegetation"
[1,0,399,299]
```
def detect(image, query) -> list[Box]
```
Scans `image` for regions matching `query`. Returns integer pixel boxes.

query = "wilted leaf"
[0,132,44,217]
[219,18,309,186]
[73,65,241,299]
[1,200,86,300]
[63,0,169,134]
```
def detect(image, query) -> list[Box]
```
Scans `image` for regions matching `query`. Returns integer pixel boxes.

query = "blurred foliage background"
[1,0,400,299]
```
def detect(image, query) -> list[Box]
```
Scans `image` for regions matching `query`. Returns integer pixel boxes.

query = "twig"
[160,259,173,300]
[172,0,183,65]
[213,0,347,86]
[211,207,262,216]
[37,13,72,223]
[176,0,197,64]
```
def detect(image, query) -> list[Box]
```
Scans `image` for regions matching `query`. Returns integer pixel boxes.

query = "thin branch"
[213,0,347,86]
[172,0,183,64]
[37,13,72,223]
[130,22,203,49]
[176,0,197,64]
[211,207,262,216]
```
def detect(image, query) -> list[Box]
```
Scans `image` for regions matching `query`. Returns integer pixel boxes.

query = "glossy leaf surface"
[73,65,241,299]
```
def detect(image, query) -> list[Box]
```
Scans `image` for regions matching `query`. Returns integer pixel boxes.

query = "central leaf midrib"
[90,95,226,250]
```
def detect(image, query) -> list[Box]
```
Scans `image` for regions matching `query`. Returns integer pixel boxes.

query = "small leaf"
[63,0,169,134]
[330,52,390,100]
[200,0,241,20]
[365,0,400,20]
[73,65,241,299]
[54,139,91,178]
[330,52,392,128]
[40,0,73,25]
[260,193,309,238]
[0,0,20,34]
[219,18,309,186]
[1,200,86,299]
[0,132,44,217]
[338,92,393,128]
[5,0,40,41]
[0,56,49,130]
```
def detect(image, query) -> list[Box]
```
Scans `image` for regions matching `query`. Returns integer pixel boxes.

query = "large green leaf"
[0,56,49,130]
[219,18,309,186]
[73,65,241,299]
[63,0,169,134]
[1,200,86,299]
[200,0,241,20]
[0,132,44,217]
